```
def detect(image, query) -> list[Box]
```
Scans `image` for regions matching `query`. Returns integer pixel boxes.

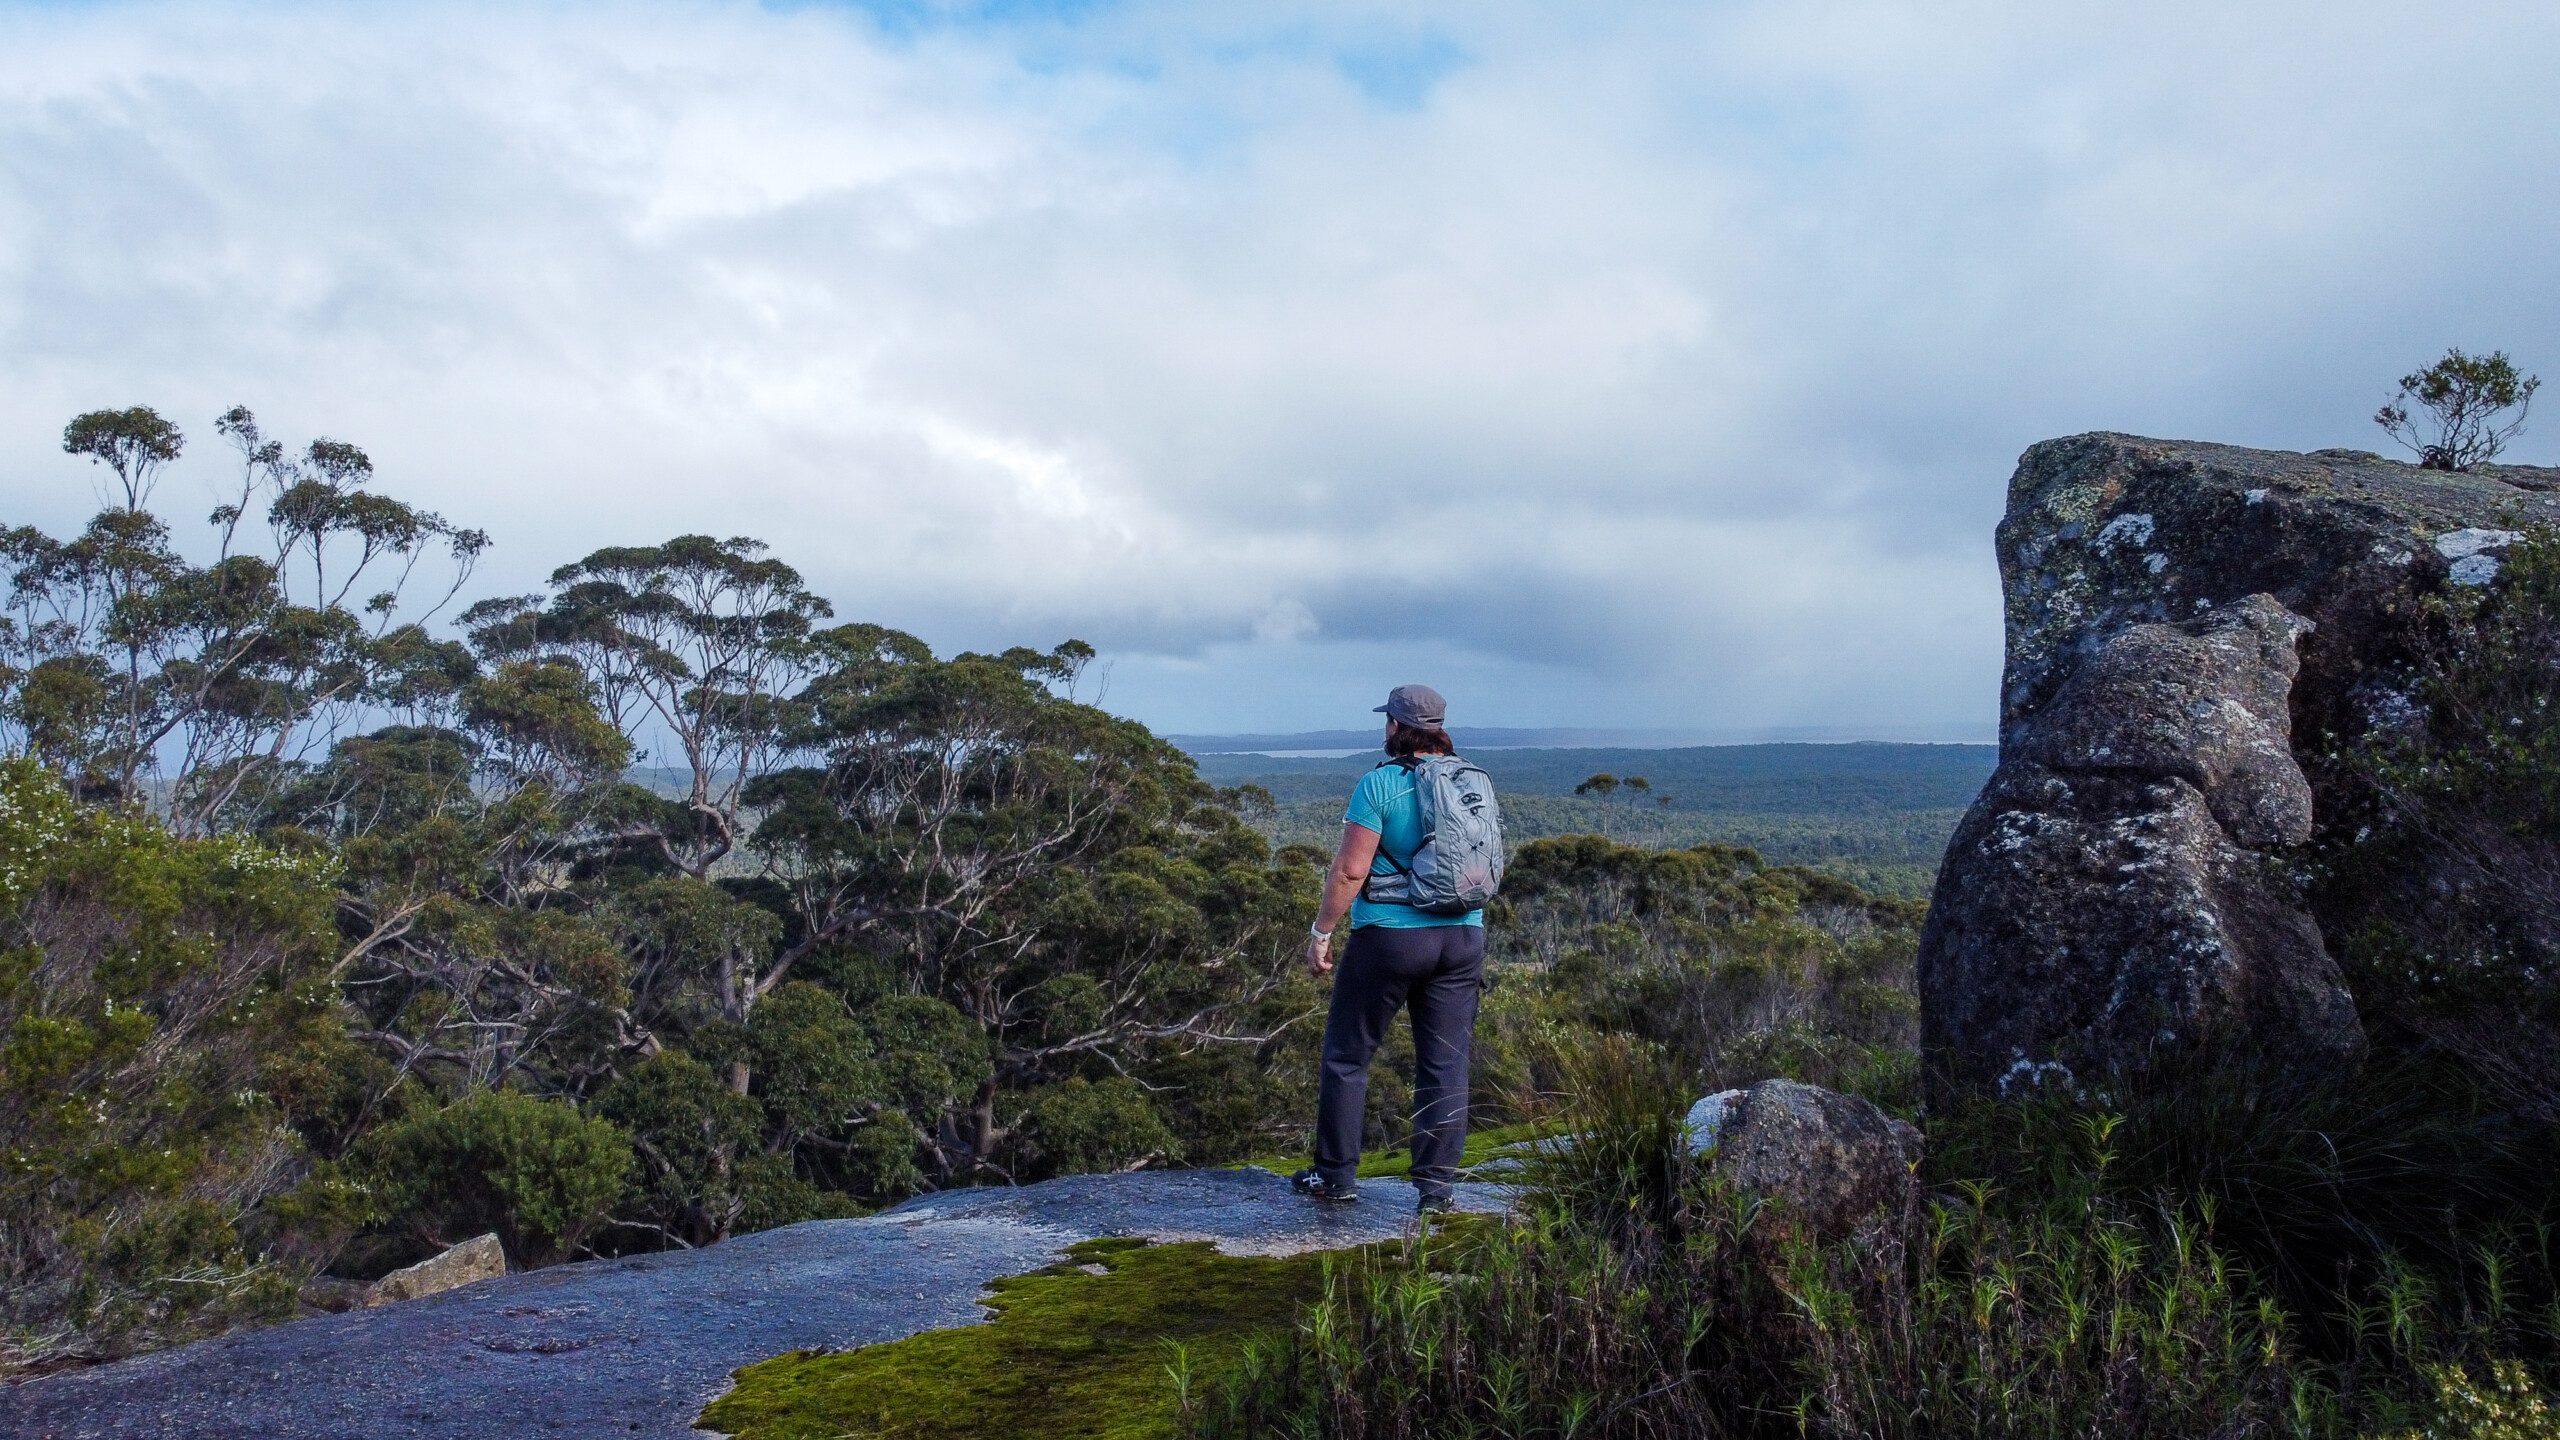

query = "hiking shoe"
[1415,1191,1457,1218]
[1290,1168,1359,1204]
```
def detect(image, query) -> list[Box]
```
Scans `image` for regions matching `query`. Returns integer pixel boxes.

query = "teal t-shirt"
[1343,762,1486,930]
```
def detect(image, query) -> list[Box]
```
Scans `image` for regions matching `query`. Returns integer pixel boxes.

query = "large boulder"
[1685,1080,1919,1239]
[1921,434,2560,1101]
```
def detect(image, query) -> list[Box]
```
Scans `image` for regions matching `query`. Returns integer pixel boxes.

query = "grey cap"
[1374,683,1448,730]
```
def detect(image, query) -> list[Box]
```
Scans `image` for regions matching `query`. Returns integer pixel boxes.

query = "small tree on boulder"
[2375,348,2540,470]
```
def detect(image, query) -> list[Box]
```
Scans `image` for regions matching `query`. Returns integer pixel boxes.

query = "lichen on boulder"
[362,1233,508,1307]
[1686,1079,1919,1240]
[1921,433,2560,1103]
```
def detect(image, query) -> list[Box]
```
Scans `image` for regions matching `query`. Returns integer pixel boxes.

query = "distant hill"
[1169,724,1990,754]
[625,742,1997,900]
[1168,727,1715,754]
[1193,742,1996,900]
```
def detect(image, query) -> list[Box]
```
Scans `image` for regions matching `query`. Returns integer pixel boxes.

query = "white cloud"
[3,0,2556,736]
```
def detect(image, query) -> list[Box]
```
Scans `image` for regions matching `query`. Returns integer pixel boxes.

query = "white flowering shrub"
[2389,1362,2560,1440]
[0,760,343,1368]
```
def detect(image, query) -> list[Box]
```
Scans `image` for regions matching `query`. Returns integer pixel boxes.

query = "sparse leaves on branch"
[2375,348,2541,471]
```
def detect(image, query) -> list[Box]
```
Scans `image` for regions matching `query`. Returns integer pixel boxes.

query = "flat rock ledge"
[0,1169,1502,1440]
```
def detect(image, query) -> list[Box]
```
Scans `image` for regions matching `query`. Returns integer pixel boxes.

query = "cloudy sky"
[4,1,2556,739]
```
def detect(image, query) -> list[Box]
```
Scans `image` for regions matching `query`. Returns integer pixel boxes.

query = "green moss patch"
[695,1236,1338,1440]
[1236,1120,1551,1182]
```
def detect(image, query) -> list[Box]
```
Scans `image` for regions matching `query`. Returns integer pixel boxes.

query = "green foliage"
[858,993,992,1119]
[1011,1078,1183,1179]
[699,1235,1353,1440]
[2377,349,2541,470]
[1487,835,1922,1112]
[2321,529,2560,1126]
[2385,1362,2560,1440]
[0,759,341,1365]
[463,533,832,879]
[461,659,633,782]
[7,404,482,818]
[61,406,183,509]
[1202,1051,2558,1439]
[356,1089,632,1267]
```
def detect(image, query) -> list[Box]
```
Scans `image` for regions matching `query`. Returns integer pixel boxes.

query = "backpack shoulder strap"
[1362,756,1424,880]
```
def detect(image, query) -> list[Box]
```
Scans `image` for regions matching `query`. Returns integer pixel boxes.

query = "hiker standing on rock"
[1295,684,1505,1216]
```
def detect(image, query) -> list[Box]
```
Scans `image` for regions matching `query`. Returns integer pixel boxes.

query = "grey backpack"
[1363,755,1506,915]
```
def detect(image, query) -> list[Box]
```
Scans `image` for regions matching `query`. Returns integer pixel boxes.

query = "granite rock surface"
[0,1168,1499,1440]
[1921,434,2560,1099]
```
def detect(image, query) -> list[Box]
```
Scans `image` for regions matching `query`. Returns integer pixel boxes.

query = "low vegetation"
[698,1235,1352,1440]
[1197,1049,2559,1438]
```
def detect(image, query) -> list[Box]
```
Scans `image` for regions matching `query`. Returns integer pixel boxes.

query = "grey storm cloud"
[2,0,2557,736]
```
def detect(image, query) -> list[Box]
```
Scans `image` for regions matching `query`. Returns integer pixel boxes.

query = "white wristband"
[1310,924,1332,941]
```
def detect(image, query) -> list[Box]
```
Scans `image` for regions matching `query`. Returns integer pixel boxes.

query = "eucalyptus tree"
[0,406,485,830]
[747,630,1307,1177]
[463,536,831,879]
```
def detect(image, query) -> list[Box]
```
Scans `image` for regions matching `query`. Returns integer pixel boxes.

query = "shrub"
[2387,1362,2560,1440]
[2375,349,2540,470]
[357,1088,631,1267]
[1203,1052,2293,1439]
[595,1050,773,1248]
[1011,1077,1182,1179]
[1485,836,1922,1119]
[0,761,342,1368]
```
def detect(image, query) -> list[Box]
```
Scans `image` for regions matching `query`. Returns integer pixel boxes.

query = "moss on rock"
[695,1236,1339,1440]
[1234,1119,1549,1182]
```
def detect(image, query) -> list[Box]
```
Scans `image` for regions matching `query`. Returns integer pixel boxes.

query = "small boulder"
[362,1234,508,1307]
[1686,1080,1920,1239]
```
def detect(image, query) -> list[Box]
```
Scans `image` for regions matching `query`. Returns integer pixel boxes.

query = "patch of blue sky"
[769,0,1122,42]
[1663,87,1857,174]
[1334,32,1467,111]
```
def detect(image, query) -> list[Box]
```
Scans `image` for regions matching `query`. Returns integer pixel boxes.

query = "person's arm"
[1306,821,1382,976]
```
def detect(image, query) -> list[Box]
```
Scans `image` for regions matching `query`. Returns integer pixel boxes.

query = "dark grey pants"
[1314,924,1486,1198]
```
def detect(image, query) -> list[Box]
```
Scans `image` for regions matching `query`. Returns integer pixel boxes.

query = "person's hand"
[1305,930,1334,977]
